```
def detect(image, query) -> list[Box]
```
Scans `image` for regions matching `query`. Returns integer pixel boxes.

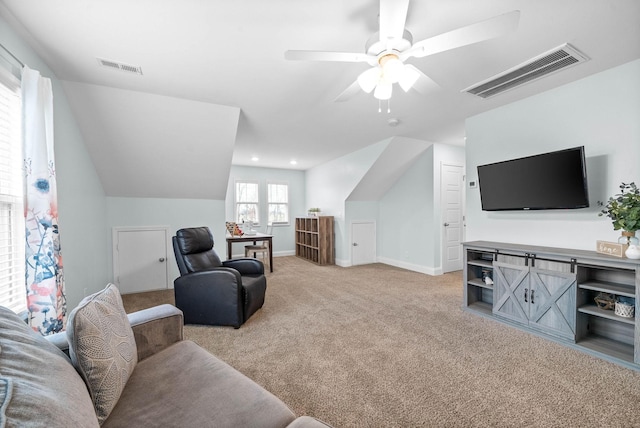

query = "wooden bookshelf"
[295,216,334,265]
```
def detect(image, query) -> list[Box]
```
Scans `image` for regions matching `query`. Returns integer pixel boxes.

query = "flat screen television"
[477,146,589,211]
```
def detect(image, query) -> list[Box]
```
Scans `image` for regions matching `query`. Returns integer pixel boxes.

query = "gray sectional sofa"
[0,284,330,427]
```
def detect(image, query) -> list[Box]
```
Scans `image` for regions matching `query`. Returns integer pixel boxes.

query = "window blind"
[0,68,25,314]
[235,181,260,224]
[267,183,289,224]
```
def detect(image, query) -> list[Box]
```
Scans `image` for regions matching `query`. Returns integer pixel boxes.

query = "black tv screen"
[477,146,589,211]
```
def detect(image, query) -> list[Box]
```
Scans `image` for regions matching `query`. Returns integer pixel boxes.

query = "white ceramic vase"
[625,244,640,259]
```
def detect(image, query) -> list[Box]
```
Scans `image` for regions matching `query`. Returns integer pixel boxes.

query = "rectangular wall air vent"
[463,43,588,98]
[97,58,143,75]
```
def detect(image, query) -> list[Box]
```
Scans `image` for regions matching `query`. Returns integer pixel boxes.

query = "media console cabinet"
[463,241,640,370]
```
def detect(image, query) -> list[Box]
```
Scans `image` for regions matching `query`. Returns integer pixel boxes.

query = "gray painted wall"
[378,144,465,274]
[306,140,390,264]
[307,141,464,274]
[465,59,640,250]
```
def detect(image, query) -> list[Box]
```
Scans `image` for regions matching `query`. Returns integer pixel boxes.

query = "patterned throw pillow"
[67,284,137,424]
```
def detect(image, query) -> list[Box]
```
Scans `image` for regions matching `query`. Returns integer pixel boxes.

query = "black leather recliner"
[172,227,267,328]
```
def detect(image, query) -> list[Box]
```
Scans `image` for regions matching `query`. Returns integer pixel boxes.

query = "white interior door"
[351,221,376,266]
[113,227,169,294]
[441,163,464,273]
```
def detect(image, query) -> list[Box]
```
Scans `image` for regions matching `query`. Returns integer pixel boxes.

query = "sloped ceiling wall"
[61,81,240,199]
[347,137,432,201]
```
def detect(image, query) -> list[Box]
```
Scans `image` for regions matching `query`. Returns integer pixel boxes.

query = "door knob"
[443,222,450,226]
[159,257,165,262]
[353,243,358,246]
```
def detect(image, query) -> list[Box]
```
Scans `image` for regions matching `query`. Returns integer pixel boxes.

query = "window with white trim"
[268,182,289,224]
[235,181,259,224]
[0,67,25,314]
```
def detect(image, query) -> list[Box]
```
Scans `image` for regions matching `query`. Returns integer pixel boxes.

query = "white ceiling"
[1,0,639,193]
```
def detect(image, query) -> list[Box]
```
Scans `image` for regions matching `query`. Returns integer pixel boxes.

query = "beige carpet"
[122,257,640,428]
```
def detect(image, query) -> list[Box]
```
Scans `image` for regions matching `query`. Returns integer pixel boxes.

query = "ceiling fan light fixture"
[379,53,404,83]
[374,81,392,100]
[357,67,381,93]
[398,65,420,92]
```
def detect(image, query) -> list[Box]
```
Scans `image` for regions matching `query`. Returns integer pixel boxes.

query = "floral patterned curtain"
[22,66,66,335]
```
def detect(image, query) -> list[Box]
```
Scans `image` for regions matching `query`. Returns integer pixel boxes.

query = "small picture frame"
[596,240,626,258]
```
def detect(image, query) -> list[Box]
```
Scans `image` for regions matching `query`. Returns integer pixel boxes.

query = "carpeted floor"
[122,256,640,428]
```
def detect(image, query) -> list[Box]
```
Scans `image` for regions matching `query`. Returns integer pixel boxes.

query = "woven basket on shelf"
[614,298,635,318]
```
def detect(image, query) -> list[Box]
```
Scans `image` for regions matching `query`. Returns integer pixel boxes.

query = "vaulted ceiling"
[1,1,639,197]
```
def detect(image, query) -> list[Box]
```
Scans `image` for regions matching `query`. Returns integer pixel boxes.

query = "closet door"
[351,221,376,266]
[113,227,169,294]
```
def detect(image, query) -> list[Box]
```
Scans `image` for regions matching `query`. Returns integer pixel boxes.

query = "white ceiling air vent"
[97,58,143,75]
[463,43,588,98]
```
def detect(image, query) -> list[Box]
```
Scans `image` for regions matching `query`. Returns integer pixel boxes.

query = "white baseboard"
[376,257,442,276]
[275,250,296,257]
[232,250,295,259]
[336,258,351,267]
[336,256,442,276]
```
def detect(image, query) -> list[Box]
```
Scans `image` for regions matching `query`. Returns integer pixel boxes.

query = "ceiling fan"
[285,0,520,102]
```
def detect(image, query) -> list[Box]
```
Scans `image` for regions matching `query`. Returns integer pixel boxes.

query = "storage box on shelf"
[463,241,640,370]
[295,216,334,265]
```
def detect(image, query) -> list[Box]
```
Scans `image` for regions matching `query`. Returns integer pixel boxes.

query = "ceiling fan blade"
[357,67,381,93]
[379,0,410,42]
[333,80,362,102]
[285,50,375,65]
[398,64,420,92]
[402,10,520,60]
[404,65,440,95]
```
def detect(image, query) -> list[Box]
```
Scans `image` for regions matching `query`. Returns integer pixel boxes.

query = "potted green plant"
[599,182,640,245]
[307,207,321,217]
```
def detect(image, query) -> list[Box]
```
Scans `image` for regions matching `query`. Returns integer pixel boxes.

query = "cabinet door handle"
[530,289,535,304]
[524,288,528,303]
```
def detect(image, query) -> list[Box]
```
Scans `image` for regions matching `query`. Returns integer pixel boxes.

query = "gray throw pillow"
[0,306,99,427]
[67,284,137,425]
